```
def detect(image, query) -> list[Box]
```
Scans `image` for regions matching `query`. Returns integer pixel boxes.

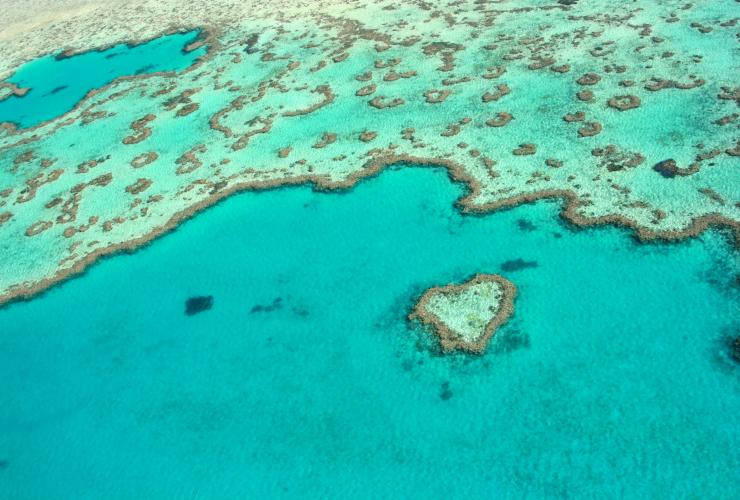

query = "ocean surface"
[1,166,738,498]
[1,3,739,497]
[0,30,205,129]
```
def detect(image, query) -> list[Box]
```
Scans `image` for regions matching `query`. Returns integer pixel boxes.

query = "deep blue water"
[0,31,206,129]
[0,166,738,498]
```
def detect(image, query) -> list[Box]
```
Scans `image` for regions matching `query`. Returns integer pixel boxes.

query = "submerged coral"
[185,295,213,315]
[409,274,516,353]
[0,0,738,305]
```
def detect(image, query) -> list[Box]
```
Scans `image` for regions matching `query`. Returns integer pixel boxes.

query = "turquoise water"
[0,31,205,129]
[0,166,737,498]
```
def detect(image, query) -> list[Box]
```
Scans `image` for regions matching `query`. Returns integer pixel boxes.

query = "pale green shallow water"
[0,166,738,499]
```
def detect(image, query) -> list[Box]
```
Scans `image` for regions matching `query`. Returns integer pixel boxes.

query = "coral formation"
[0,0,737,306]
[409,274,516,353]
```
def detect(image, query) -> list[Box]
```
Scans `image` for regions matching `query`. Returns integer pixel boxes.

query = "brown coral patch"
[440,125,460,137]
[424,89,451,104]
[578,122,602,137]
[592,145,645,171]
[607,95,641,111]
[653,159,699,178]
[131,152,158,168]
[122,114,156,145]
[25,220,53,237]
[528,57,555,70]
[486,112,513,127]
[645,77,705,91]
[13,150,35,168]
[0,82,30,101]
[374,58,401,69]
[356,84,377,97]
[62,215,99,238]
[76,159,101,174]
[482,66,506,79]
[15,169,64,204]
[421,42,463,71]
[359,131,378,142]
[313,132,337,149]
[714,114,738,126]
[577,90,594,102]
[513,143,536,156]
[422,42,464,55]
[232,116,273,151]
[698,188,725,205]
[576,73,601,85]
[550,64,571,73]
[482,84,511,103]
[717,87,740,103]
[441,76,470,86]
[563,111,585,122]
[278,147,292,158]
[384,70,416,81]
[175,102,199,117]
[125,178,153,195]
[88,173,112,187]
[183,40,205,53]
[309,60,327,72]
[282,85,335,117]
[175,144,206,175]
[163,89,200,110]
[369,96,404,109]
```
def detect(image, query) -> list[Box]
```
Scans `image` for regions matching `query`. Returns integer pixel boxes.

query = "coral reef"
[409,274,516,354]
[0,0,738,306]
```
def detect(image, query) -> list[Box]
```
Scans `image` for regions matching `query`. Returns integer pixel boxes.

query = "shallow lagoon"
[0,30,205,129]
[0,166,737,498]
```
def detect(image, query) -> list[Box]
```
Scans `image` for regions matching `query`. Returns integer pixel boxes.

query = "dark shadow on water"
[135,64,157,75]
[490,326,530,354]
[730,335,740,364]
[251,297,283,314]
[440,381,453,400]
[517,218,537,232]
[185,295,213,316]
[48,86,68,95]
[243,33,260,54]
[501,258,538,272]
[711,325,740,374]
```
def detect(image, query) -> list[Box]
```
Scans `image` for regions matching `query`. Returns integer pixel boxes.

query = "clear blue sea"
[1,166,738,498]
[0,31,205,129]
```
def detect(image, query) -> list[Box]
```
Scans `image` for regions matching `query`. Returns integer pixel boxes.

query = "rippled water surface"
[1,166,737,498]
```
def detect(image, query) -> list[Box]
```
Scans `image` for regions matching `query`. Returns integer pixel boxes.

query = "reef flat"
[410,274,516,353]
[0,0,738,304]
